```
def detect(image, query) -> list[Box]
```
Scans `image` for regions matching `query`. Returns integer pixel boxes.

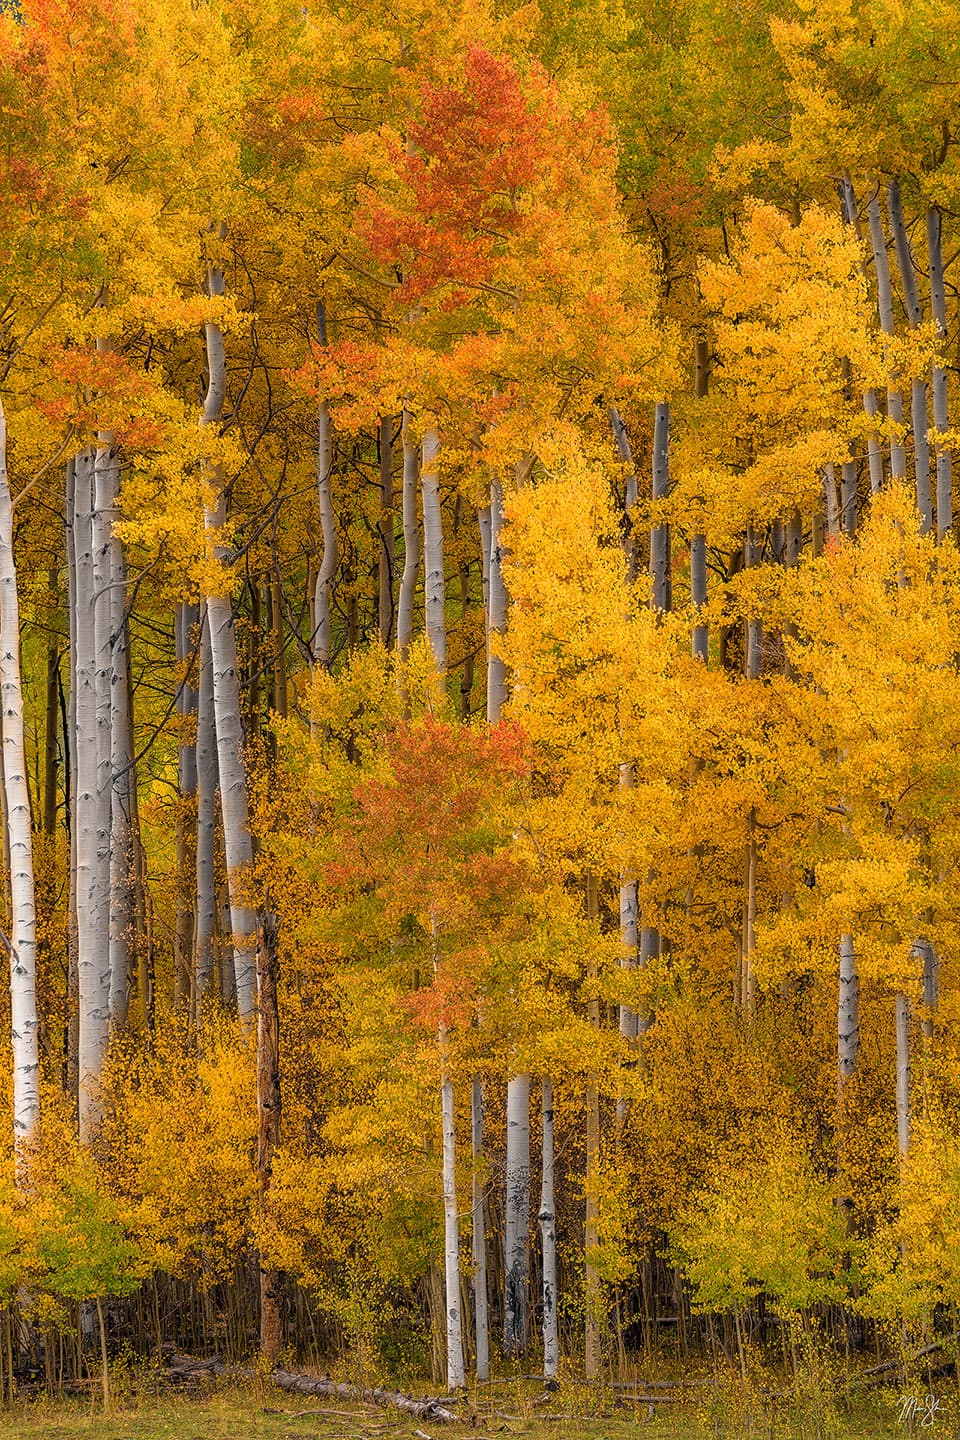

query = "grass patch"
[0,1380,936,1440]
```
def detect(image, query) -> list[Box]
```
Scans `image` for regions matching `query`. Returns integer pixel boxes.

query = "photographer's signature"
[898,1393,942,1428]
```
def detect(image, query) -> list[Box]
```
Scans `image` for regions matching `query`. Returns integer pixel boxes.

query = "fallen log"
[166,1351,462,1423]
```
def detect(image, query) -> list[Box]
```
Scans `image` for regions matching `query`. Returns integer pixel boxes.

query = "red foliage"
[38,347,165,451]
[328,717,532,1029]
[360,46,548,302]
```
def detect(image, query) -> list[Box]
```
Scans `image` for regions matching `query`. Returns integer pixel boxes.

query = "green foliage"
[669,1140,854,1319]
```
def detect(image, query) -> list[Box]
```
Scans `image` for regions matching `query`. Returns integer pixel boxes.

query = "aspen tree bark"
[105,446,135,1029]
[397,410,420,654]
[175,602,198,1010]
[839,462,858,538]
[650,402,671,611]
[926,207,953,537]
[421,425,446,672]
[839,176,885,492]
[837,934,859,1085]
[584,874,601,1380]
[610,407,638,581]
[691,339,710,663]
[75,448,110,1142]
[609,408,639,1074]
[43,569,59,838]
[883,183,941,1026]
[314,307,336,669]
[486,480,508,722]
[0,399,39,1157]
[195,619,217,1002]
[378,415,395,646]
[65,461,79,1099]
[895,992,910,1159]
[478,505,491,632]
[92,438,114,1027]
[455,496,475,719]
[824,465,840,541]
[257,910,283,1365]
[432,914,465,1390]
[888,180,933,530]
[867,190,907,482]
[921,938,938,1041]
[470,1077,489,1382]
[269,579,287,719]
[640,406,672,992]
[503,1071,531,1357]
[488,469,531,1361]
[538,1076,559,1382]
[202,258,257,1023]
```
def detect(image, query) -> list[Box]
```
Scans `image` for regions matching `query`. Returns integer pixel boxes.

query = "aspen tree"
[397,411,421,654]
[314,306,336,669]
[0,399,39,1159]
[538,1076,558,1382]
[195,619,217,1002]
[75,449,110,1143]
[926,207,953,536]
[888,179,932,531]
[201,256,257,1022]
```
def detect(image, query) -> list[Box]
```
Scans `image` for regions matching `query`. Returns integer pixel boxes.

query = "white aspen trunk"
[839,461,858,537]
[609,407,640,1057]
[692,339,710,660]
[440,1047,465,1389]
[824,465,840,541]
[618,870,639,1049]
[92,439,114,1029]
[174,601,197,1011]
[503,1070,530,1356]
[650,402,671,611]
[470,1077,489,1382]
[839,177,886,492]
[195,617,217,1001]
[0,399,39,1157]
[867,190,906,482]
[65,460,80,1099]
[837,934,859,1085]
[919,938,938,1041]
[538,1076,558,1381]
[863,391,885,494]
[378,415,395,646]
[926,207,953,537]
[397,409,421,654]
[313,398,336,667]
[312,303,336,668]
[421,425,446,672]
[202,260,257,1023]
[433,916,464,1390]
[691,536,708,661]
[206,590,256,1020]
[888,180,932,530]
[584,877,601,1380]
[478,504,491,638]
[895,991,910,1158]
[75,448,110,1143]
[610,407,638,581]
[487,472,531,1358]
[106,442,134,1026]
[486,479,508,723]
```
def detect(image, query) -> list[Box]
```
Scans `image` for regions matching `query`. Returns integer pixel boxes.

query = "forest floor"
[0,1380,935,1440]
